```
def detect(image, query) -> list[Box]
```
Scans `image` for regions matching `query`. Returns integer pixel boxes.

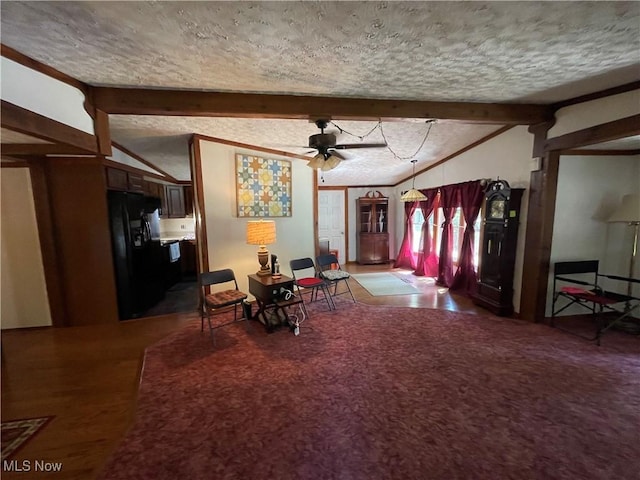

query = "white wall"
[197,139,314,297]
[547,155,639,316]
[159,217,196,239]
[0,57,94,134]
[549,90,640,138]
[108,146,166,176]
[1,168,52,329]
[394,126,535,313]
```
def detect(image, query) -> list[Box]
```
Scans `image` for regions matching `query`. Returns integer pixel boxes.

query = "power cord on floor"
[288,303,311,336]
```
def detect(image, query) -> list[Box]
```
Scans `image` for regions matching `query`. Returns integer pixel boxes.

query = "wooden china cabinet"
[356,191,389,264]
[472,180,524,316]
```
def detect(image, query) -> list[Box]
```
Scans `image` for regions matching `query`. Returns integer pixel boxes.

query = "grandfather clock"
[472,180,524,316]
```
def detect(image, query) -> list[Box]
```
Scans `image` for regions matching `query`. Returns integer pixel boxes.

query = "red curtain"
[450,181,485,294]
[436,185,459,287]
[393,201,419,269]
[414,188,440,277]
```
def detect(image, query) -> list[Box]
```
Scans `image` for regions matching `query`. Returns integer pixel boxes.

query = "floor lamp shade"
[607,194,640,224]
[246,220,276,276]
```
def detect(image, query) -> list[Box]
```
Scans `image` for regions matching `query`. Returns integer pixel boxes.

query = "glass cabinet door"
[360,204,372,233]
[375,203,388,233]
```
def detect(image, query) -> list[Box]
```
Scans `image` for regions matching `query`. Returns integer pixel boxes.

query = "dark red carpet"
[99,301,640,480]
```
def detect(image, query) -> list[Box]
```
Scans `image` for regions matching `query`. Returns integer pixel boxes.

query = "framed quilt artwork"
[235,154,292,217]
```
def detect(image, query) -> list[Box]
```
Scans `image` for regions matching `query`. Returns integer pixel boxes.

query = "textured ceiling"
[1,1,639,183]
[110,117,501,185]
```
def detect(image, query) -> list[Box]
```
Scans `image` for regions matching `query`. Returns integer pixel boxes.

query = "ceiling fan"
[306,120,387,171]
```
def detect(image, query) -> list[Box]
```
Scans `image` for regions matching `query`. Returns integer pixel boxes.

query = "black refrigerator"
[108,191,164,320]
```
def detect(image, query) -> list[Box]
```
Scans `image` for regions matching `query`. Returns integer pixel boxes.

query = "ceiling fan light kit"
[321,154,342,171]
[305,119,387,171]
[307,153,325,169]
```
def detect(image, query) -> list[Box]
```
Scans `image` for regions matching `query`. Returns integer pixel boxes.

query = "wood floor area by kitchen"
[0,264,483,480]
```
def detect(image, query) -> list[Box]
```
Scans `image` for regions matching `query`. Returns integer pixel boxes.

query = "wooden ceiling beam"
[1,100,98,153]
[1,143,95,156]
[544,115,640,151]
[561,148,640,156]
[91,87,553,125]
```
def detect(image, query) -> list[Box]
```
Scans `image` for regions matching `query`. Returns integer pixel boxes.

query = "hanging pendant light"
[400,159,427,202]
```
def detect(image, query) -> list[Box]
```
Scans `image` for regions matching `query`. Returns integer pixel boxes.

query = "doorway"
[318,188,347,264]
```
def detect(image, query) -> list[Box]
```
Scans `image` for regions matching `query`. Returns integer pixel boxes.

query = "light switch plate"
[530,157,542,171]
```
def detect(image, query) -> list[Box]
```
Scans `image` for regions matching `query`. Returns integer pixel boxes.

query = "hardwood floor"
[0,264,484,479]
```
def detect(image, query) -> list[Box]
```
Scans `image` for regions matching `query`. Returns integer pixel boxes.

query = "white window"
[425,207,481,268]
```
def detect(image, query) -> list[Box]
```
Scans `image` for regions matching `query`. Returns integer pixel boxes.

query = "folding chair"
[316,253,356,304]
[551,260,638,345]
[200,269,249,345]
[289,257,334,315]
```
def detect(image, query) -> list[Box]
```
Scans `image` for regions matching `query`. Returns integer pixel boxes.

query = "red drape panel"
[393,201,419,269]
[414,188,440,277]
[450,181,485,294]
[436,185,459,287]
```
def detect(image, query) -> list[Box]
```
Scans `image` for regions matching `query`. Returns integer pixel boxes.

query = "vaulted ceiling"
[1,1,638,184]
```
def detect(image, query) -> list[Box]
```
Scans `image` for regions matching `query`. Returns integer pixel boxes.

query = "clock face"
[489,200,505,219]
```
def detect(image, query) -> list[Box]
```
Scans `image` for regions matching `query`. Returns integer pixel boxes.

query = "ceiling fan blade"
[333,143,387,150]
[268,142,310,147]
[328,150,346,160]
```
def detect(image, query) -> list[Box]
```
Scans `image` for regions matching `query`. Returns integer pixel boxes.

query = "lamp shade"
[321,154,341,171]
[400,188,427,202]
[608,194,640,223]
[307,153,325,170]
[246,220,276,246]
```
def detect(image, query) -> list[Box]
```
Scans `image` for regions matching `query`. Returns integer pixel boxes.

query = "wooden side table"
[248,274,303,332]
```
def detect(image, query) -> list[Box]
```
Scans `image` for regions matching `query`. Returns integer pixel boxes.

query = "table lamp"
[246,220,276,277]
[608,193,640,299]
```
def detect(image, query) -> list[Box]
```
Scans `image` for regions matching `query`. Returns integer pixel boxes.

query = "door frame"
[520,114,640,322]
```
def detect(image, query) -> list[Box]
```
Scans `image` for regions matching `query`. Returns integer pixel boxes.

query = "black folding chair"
[551,260,638,345]
[289,257,334,315]
[316,253,356,304]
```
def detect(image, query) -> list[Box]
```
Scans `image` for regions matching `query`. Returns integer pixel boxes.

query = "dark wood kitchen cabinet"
[144,180,164,199]
[127,172,144,192]
[106,167,144,193]
[105,167,129,191]
[184,186,194,216]
[105,167,143,193]
[356,192,389,264]
[165,185,185,218]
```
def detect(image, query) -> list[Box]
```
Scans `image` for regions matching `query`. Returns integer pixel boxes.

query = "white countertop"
[159,236,195,243]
